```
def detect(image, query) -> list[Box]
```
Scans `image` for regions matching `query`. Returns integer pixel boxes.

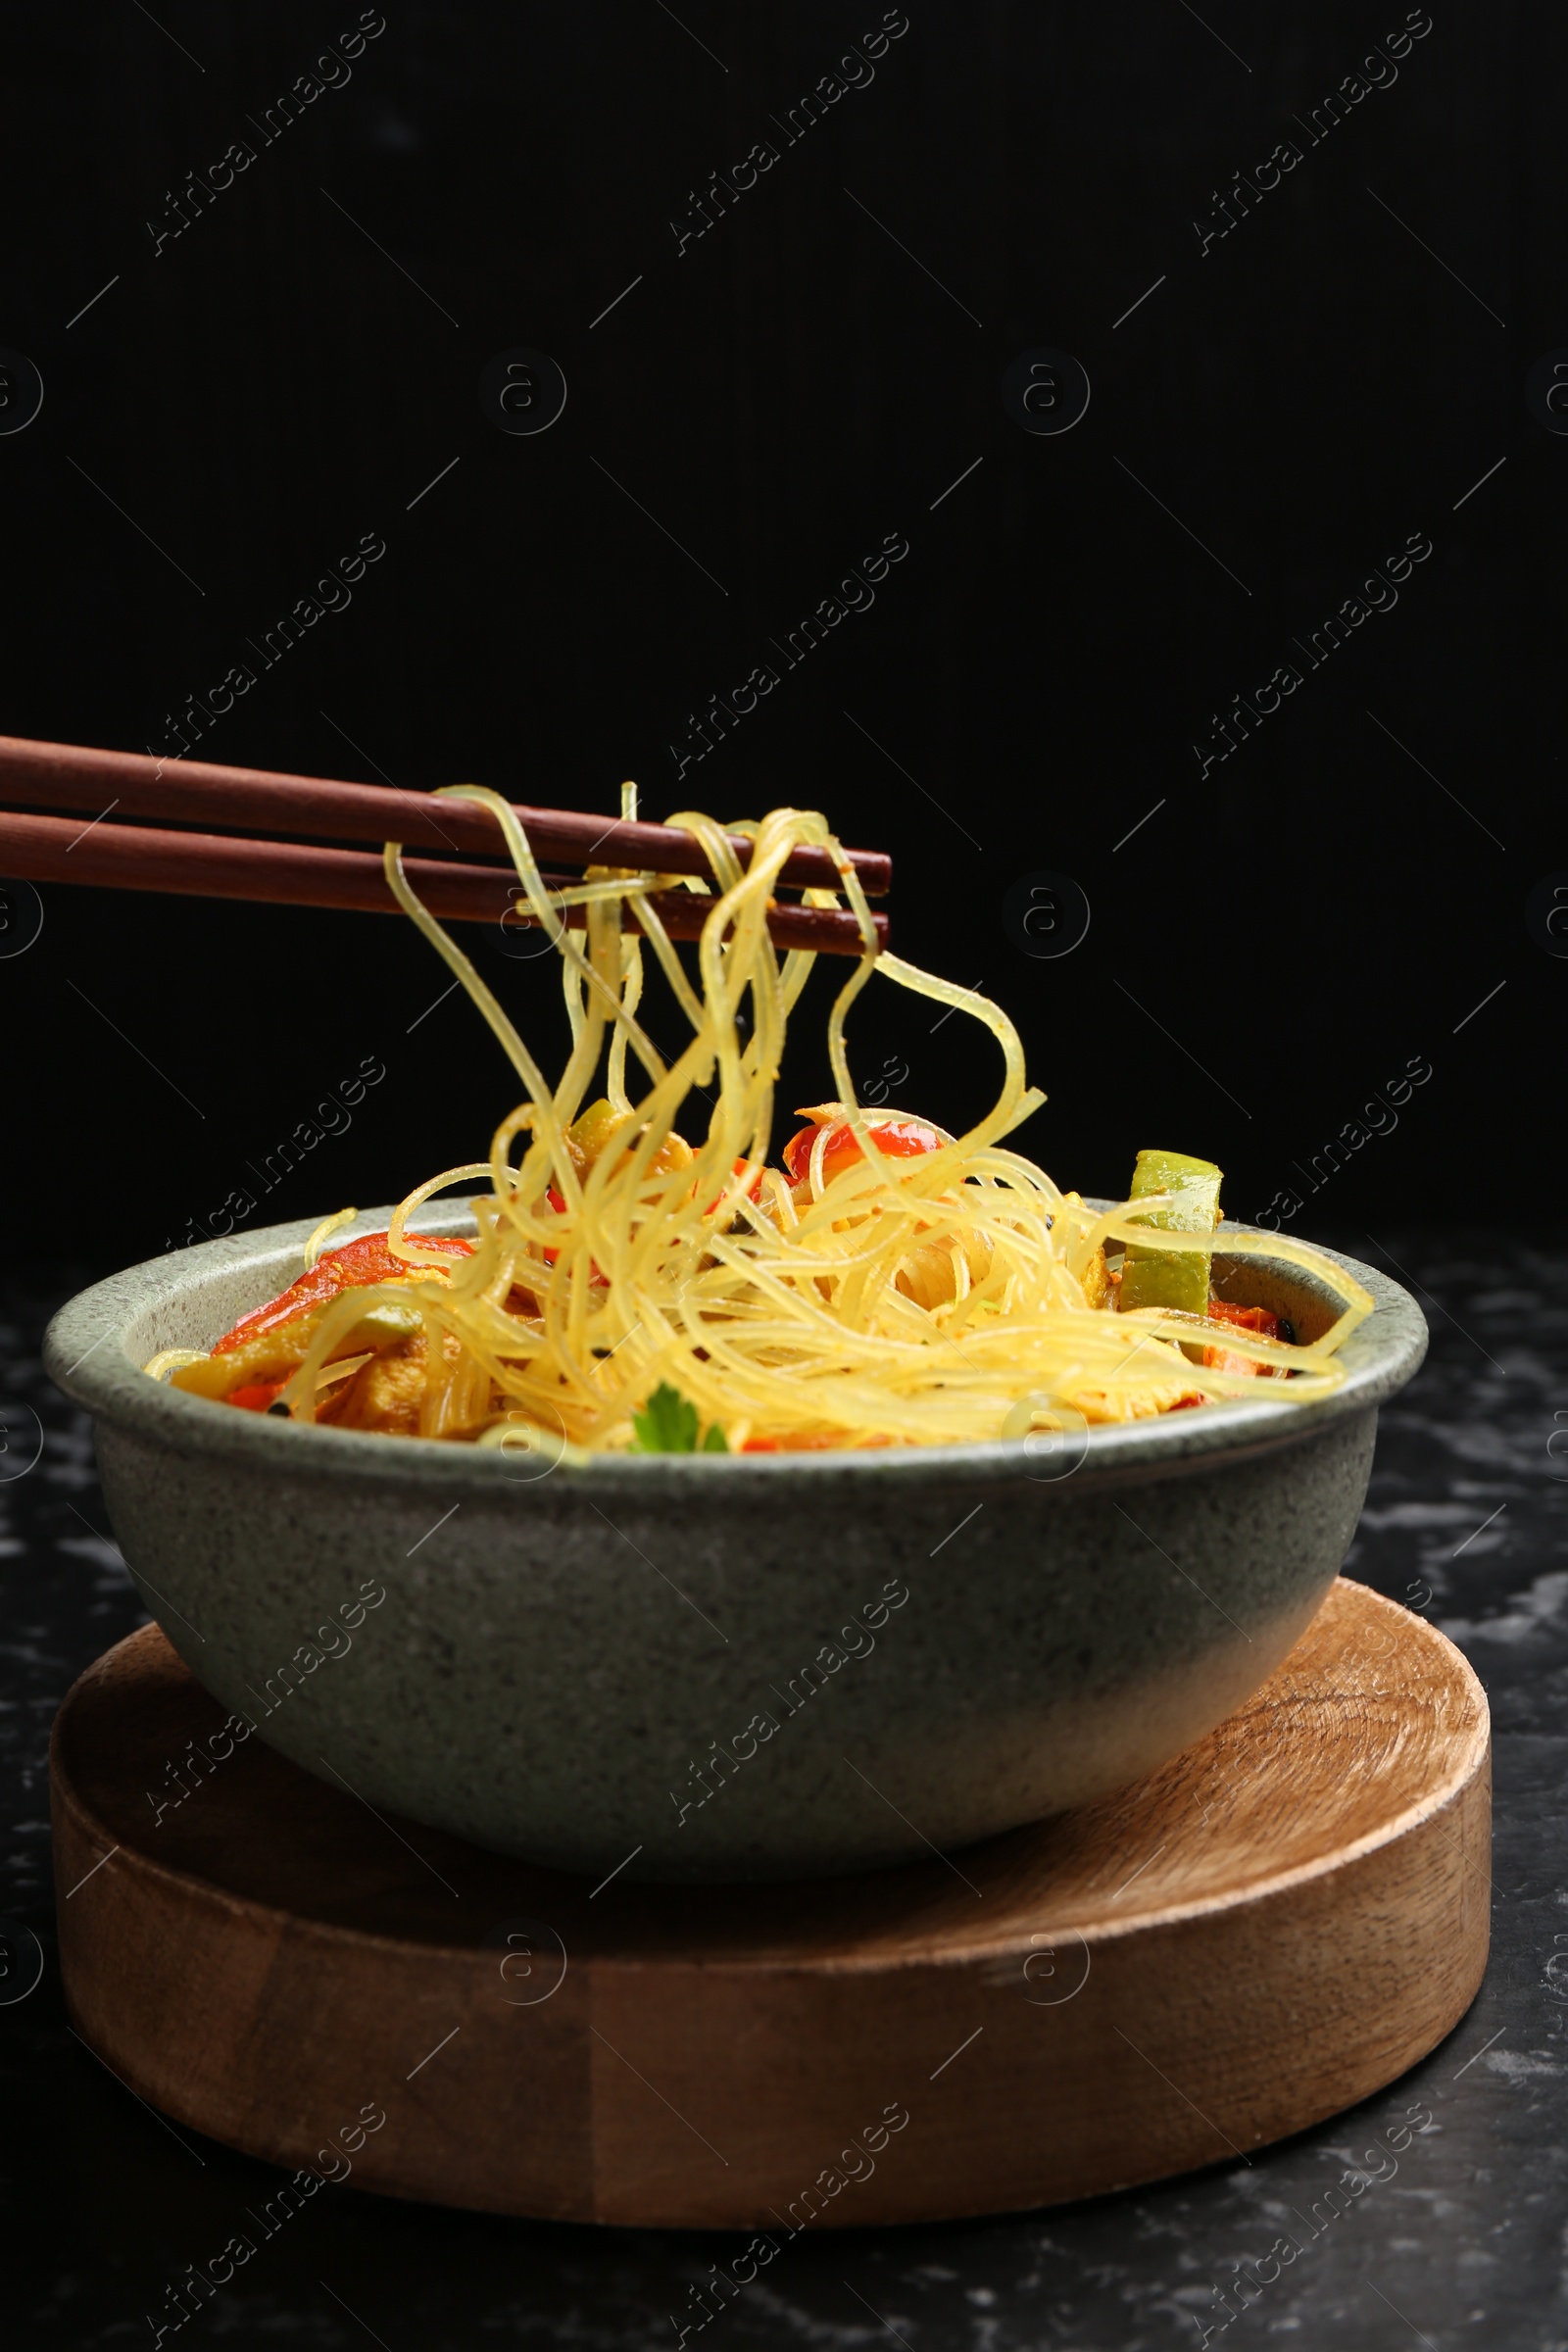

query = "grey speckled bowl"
[45,1207,1426,1883]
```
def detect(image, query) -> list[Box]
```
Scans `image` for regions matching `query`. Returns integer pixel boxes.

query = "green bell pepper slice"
[1118,1148,1222,1316]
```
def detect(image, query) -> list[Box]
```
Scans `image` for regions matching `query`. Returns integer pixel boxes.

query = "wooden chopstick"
[0,808,888,956]
[0,734,891,896]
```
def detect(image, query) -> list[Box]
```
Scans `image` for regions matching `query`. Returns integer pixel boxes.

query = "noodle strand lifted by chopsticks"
[252,799,1374,1452]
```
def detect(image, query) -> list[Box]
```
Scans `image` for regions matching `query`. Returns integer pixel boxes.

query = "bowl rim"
[44,1202,1428,1496]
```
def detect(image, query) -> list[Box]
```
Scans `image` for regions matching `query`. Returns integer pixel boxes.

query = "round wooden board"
[51,1579,1489,2230]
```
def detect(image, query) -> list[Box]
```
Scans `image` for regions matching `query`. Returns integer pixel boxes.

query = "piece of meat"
[318,1336,431,1435]
[1067,1382,1207,1423]
[1081,1245,1117,1310]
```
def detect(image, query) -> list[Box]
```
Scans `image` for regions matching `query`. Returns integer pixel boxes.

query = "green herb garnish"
[630,1381,729,1453]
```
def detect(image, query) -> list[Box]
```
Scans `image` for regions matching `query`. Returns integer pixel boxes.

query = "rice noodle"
[255,798,1370,1450]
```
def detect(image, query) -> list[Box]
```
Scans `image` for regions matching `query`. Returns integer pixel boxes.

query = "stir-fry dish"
[150,793,1372,1456]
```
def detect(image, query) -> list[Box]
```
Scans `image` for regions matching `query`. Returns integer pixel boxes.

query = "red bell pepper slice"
[781,1115,944,1189]
[226,1380,289,1413]
[1202,1300,1282,1376]
[213,1230,472,1354]
[541,1187,610,1284]
[704,1158,765,1215]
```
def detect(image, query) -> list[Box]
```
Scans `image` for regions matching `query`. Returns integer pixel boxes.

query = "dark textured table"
[4,1236,1565,2352]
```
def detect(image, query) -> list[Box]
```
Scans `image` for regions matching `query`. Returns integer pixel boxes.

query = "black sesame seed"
[267,1400,291,1417]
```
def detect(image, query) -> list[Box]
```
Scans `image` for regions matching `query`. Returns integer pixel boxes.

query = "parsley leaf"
[630,1382,729,1453]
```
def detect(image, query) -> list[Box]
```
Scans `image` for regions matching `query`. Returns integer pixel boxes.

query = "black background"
[5,16,1567,2346]
[0,0,1553,1271]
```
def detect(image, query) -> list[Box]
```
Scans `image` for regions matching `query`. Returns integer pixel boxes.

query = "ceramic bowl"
[45,1207,1426,1883]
